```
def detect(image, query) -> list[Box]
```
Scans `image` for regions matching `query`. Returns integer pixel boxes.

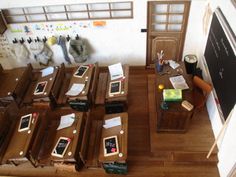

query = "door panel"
[146,1,190,67]
[151,36,179,62]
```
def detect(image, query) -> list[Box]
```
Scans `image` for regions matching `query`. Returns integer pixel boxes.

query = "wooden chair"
[192,76,212,111]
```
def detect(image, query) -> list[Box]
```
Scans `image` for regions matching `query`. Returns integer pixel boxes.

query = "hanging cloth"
[30,42,53,66]
[12,43,29,63]
[58,36,71,64]
[69,39,89,63]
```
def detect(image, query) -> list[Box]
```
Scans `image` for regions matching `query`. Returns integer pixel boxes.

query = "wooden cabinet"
[147,1,190,67]
[0,11,7,34]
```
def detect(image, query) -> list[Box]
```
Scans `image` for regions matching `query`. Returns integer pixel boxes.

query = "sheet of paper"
[169,60,180,69]
[108,63,124,81]
[57,113,75,130]
[169,75,189,90]
[65,83,85,96]
[41,66,54,77]
[103,116,121,129]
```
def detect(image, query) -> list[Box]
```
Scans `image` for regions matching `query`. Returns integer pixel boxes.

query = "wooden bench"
[95,73,108,105]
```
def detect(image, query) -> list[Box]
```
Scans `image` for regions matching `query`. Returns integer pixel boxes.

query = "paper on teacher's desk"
[41,66,54,77]
[103,116,121,129]
[108,63,124,81]
[169,60,180,69]
[169,75,189,90]
[57,113,75,130]
[66,83,85,96]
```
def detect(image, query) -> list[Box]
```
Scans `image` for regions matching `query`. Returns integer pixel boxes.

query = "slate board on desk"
[204,8,236,119]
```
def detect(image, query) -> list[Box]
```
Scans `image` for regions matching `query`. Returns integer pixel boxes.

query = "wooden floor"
[0,68,220,177]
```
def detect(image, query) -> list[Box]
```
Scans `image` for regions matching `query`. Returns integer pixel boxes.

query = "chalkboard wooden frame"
[204,8,236,120]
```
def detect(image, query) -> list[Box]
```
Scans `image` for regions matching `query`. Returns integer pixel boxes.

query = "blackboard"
[18,114,32,132]
[204,8,236,119]
[73,65,89,78]
[109,81,121,95]
[51,137,71,158]
[34,81,47,95]
[103,135,119,156]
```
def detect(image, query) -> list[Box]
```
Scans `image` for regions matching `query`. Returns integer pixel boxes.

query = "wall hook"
[19,37,25,44]
[66,35,70,42]
[43,36,47,43]
[36,36,41,42]
[27,37,32,44]
[12,38,18,44]
[76,34,80,40]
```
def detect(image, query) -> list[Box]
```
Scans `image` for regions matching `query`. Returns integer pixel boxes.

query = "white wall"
[0,0,147,69]
[1,0,236,176]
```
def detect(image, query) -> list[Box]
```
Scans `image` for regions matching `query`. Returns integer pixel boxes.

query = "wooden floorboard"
[0,68,219,177]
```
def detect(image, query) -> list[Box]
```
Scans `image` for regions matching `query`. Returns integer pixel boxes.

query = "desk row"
[0,63,129,114]
[0,105,128,174]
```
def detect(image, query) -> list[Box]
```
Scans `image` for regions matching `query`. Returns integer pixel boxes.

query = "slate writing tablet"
[109,81,121,95]
[34,81,48,95]
[51,137,71,158]
[103,135,119,157]
[73,66,89,78]
[18,114,32,132]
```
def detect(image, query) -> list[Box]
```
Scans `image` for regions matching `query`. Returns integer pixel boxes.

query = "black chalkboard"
[73,65,89,78]
[109,81,121,95]
[34,81,47,95]
[18,114,32,132]
[51,137,71,158]
[204,9,236,119]
[103,136,119,156]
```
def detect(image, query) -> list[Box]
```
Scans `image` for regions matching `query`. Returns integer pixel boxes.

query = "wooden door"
[146,1,190,67]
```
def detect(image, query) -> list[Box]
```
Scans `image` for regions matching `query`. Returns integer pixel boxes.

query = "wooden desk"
[155,62,193,133]
[2,108,48,166]
[0,64,32,107]
[67,63,99,111]
[104,65,129,114]
[38,108,91,170]
[22,64,65,107]
[0,103,18,164]
[99,112,128,174]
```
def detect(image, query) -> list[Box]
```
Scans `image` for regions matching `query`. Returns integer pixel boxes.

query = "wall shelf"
[2,1,133,24]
